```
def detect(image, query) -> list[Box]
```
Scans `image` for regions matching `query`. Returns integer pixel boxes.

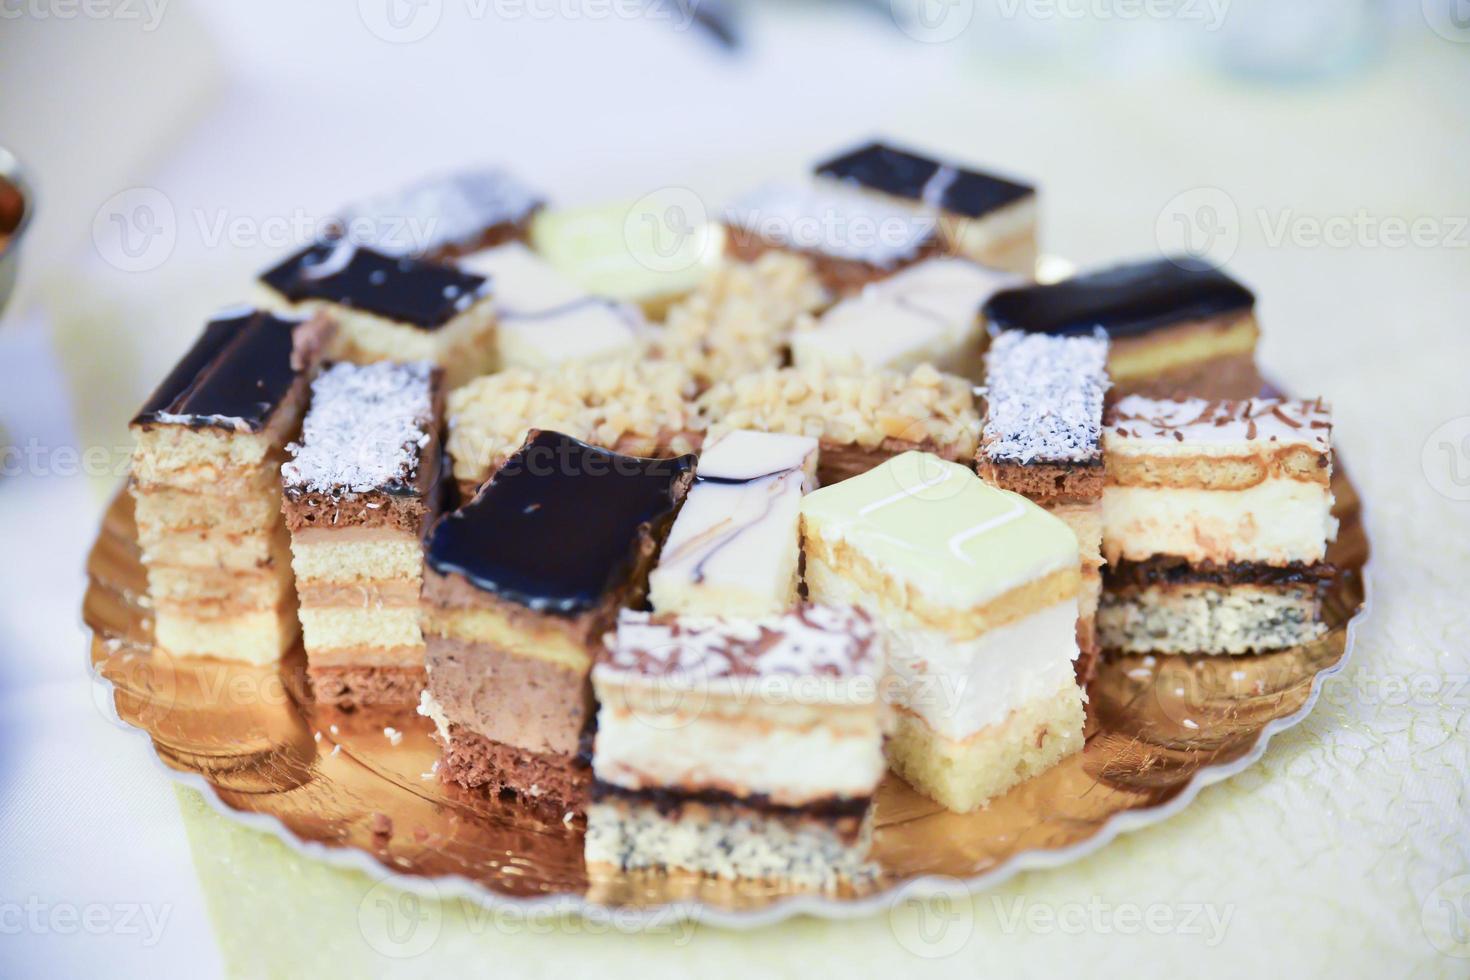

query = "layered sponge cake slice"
[420,430,695,814]
[281,360,443,708]
[1099,395,1337,654]
[588,605,889,887]
[801,453,1084,812]
[129,307,334,663]
[978,330,1110,683]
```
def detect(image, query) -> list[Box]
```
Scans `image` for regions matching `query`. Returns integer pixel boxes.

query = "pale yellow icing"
[800,452,1078,608]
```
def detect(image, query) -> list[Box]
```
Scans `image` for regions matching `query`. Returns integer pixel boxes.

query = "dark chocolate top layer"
[426,430,695,616]
[132,308,304,431]
[983,257,1255,339]
[260,241,487,330]
[815,140,1034,219]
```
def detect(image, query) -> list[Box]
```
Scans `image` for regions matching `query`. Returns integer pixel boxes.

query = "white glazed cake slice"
[587,605,888,886]
[800,452,1083,812]
[792,256,1015,376]
[457,242,641,370]
[648,429,818,618]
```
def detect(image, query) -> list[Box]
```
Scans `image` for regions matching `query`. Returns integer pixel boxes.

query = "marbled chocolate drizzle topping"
[603,605,880,682]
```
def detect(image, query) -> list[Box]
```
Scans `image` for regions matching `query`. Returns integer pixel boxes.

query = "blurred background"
[1,2,1468,976]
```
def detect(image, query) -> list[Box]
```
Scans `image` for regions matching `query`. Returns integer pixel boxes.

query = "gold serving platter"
[84,468,1368,926]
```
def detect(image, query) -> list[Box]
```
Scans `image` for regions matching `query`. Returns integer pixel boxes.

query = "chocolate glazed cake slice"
[281,361,443,708]
[977,331,1110,684]
[982,257,1261,400]
[258,241,497,387]
[419,430,696,815]
[815,139,1039,276]
[129,307,335,664]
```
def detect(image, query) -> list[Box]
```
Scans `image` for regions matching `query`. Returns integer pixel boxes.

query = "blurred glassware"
[1211,0,1385,81]
[0,145,34,321]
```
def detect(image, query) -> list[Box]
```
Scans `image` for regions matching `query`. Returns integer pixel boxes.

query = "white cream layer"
[593,705,886,805]
[792,256,1008,374]
[886,600,1080,741]
[1102,480,1337,565]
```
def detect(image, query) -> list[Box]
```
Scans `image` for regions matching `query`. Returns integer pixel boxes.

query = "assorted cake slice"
[815,140,1038,275]
[333,166,544,260]
[419,430,695,813]
[456,241,642,370]
[648,429,818,618]
[587,606,888,886]
[724,181,939,295]
[801,453,1084,813]
[259,241,497,386]
[281,361,442,708]
[698,363,977,487]
[130,307,334,663]
[792,256,1014,378]
[115,153,1357,886]
[978,331,1110,683]
[982,257,1260,399]
[1099,396,1337,654]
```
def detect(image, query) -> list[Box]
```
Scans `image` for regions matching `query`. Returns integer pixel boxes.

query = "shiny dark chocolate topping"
[426,431,695,615]
[260,241,487,330]
[815,140,1034,219]
[132,309,304,431]
[983,257,1255,339]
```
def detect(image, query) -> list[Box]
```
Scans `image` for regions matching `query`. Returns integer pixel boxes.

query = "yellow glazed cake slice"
[801,452,1084,812]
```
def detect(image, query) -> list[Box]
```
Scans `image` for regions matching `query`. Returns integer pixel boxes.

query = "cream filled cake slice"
[815,140,1038,275]
[1099,396,1337,654]
[698,363,977,487]
[333,166,544,261]
[445,360,703,500]
[587,605,888,886]
[648,429,818,618]
[130,307,335,663]
[420,430,695,814]
[281,361,442,708]
[456,242,642,370]
[978,331,1110,681]
[259,241,496,387]
[724,181,939,295]
[801,453,1084,813]
[792,256,1016,378]
[982,257,1260,400]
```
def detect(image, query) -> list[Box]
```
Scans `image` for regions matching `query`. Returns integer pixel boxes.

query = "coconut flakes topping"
[981,330,1109,464]
[283,361,434,494]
